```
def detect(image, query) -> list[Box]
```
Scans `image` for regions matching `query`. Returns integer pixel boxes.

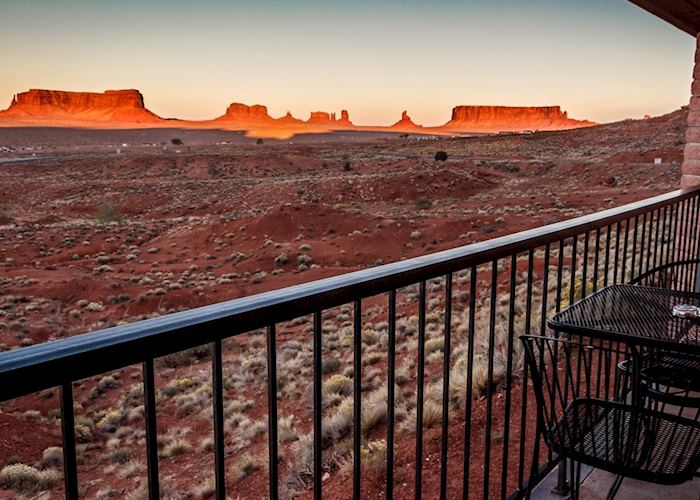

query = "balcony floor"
[531,463,700,499]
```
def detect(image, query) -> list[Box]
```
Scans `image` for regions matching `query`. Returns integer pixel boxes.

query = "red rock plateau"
[0,89,596,139]
[0,89,164,124]
[445,105,595,132]
[0,107,685,498]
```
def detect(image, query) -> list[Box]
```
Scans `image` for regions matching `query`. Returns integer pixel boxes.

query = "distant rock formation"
[391,110,421,130]
[216,102,272,122]
[0,88,596,137]
[308,111,335,123]
[445,105,594,132]
[277,111,303,125]
[306,110,353,128]
[338,109,352,126]
[0,89,163,123]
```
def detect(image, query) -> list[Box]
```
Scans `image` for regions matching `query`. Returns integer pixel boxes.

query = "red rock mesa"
[444,105,594,132]
[0,89,163,123]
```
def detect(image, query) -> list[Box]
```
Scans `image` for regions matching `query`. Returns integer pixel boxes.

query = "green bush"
[434,151,448,161]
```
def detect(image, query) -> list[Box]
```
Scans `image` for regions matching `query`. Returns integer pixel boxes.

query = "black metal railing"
[0,186,699,499]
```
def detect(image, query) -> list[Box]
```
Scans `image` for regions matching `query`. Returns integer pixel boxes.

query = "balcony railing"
[0,186,698,499]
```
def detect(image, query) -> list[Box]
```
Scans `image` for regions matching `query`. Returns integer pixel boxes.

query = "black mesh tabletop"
[548,285,700,353]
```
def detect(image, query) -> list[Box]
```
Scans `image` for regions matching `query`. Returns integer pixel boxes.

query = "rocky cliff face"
[0,89,163,123]
[217,102,272,122]
[445,105,594,132]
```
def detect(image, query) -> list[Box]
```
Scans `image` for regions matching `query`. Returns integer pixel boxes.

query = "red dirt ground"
[0,108,687,498]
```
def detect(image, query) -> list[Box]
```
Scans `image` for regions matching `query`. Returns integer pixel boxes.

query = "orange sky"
[0,0,695,125]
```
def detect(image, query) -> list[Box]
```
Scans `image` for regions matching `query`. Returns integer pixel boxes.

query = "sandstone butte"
[390,110,422,130]
[444,105,595,132]
[0,89,163,124]
[0,89,596,136]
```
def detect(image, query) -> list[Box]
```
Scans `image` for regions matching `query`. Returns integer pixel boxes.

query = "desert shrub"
[324,374,353,396]
[160,344,211,368]
[208,164,222,177]
[278,415,299,443]
[97,410,123,433]
[171,138,183,145]
[162,438,192,458]
[342,161,352,171]
[322,398,353,444]
[360,439,387,472]
[97,375,119,392]
[434,150,448,161]
[361,329,380,346]
[322,357,341,374]
[297,254,313,265]
[0,463,60,493]
[414,198,433,210]
[74,423,93,443]
[256,138,264,145]
[40,446,63,468]
[274,253,288,266]
[96,202,124,223]
[424,337,444,355]
[235,454,258,481]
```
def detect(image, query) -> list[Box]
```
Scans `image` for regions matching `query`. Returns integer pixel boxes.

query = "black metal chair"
[522,335,700,499]
[629,258,700,292]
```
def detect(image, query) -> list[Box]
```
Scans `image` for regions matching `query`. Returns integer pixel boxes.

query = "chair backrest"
[521,335,631,437]
[629,259,700,292]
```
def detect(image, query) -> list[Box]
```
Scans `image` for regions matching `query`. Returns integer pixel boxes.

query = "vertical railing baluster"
[569,236,577,305]
[653,208,662,272]
[415,281,427,500]
[483,261,498,499]
[621,219,630,283]
[689,196,700,291]
[353,299,362,500]
[266,325,279,500]
[143,358,160,500]
[644,209,661,272]
[630,215,639,281]
[656,207,665,274]
[669,202,679,269]
[592,228,600,293]
[439,274,453,500]
[613,221,622,283]
[518,250,534,490]
[500,254,517,499]
[603,225,611,288]
[212,339,226,500]
[682,198,692,289]
[387,290,397,500]
[60,382,79,500]
[313,311,323,500]
[462,267,477,500]
[581,232,589,298]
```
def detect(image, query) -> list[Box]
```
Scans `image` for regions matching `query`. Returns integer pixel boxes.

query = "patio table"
[548,284,700,356]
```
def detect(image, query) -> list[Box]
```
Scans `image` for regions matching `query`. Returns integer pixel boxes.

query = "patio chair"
[629,258,700,292]
[521,335,700,499]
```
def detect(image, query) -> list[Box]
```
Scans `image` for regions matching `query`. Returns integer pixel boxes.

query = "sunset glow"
[0,0,694,125]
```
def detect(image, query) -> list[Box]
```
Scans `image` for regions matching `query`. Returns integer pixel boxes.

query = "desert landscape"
[0,96,686,498]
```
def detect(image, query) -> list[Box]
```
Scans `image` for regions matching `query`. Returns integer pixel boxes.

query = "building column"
[683,34,700,188]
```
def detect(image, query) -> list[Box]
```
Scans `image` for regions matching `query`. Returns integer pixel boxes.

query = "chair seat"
[546,398,700,485]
